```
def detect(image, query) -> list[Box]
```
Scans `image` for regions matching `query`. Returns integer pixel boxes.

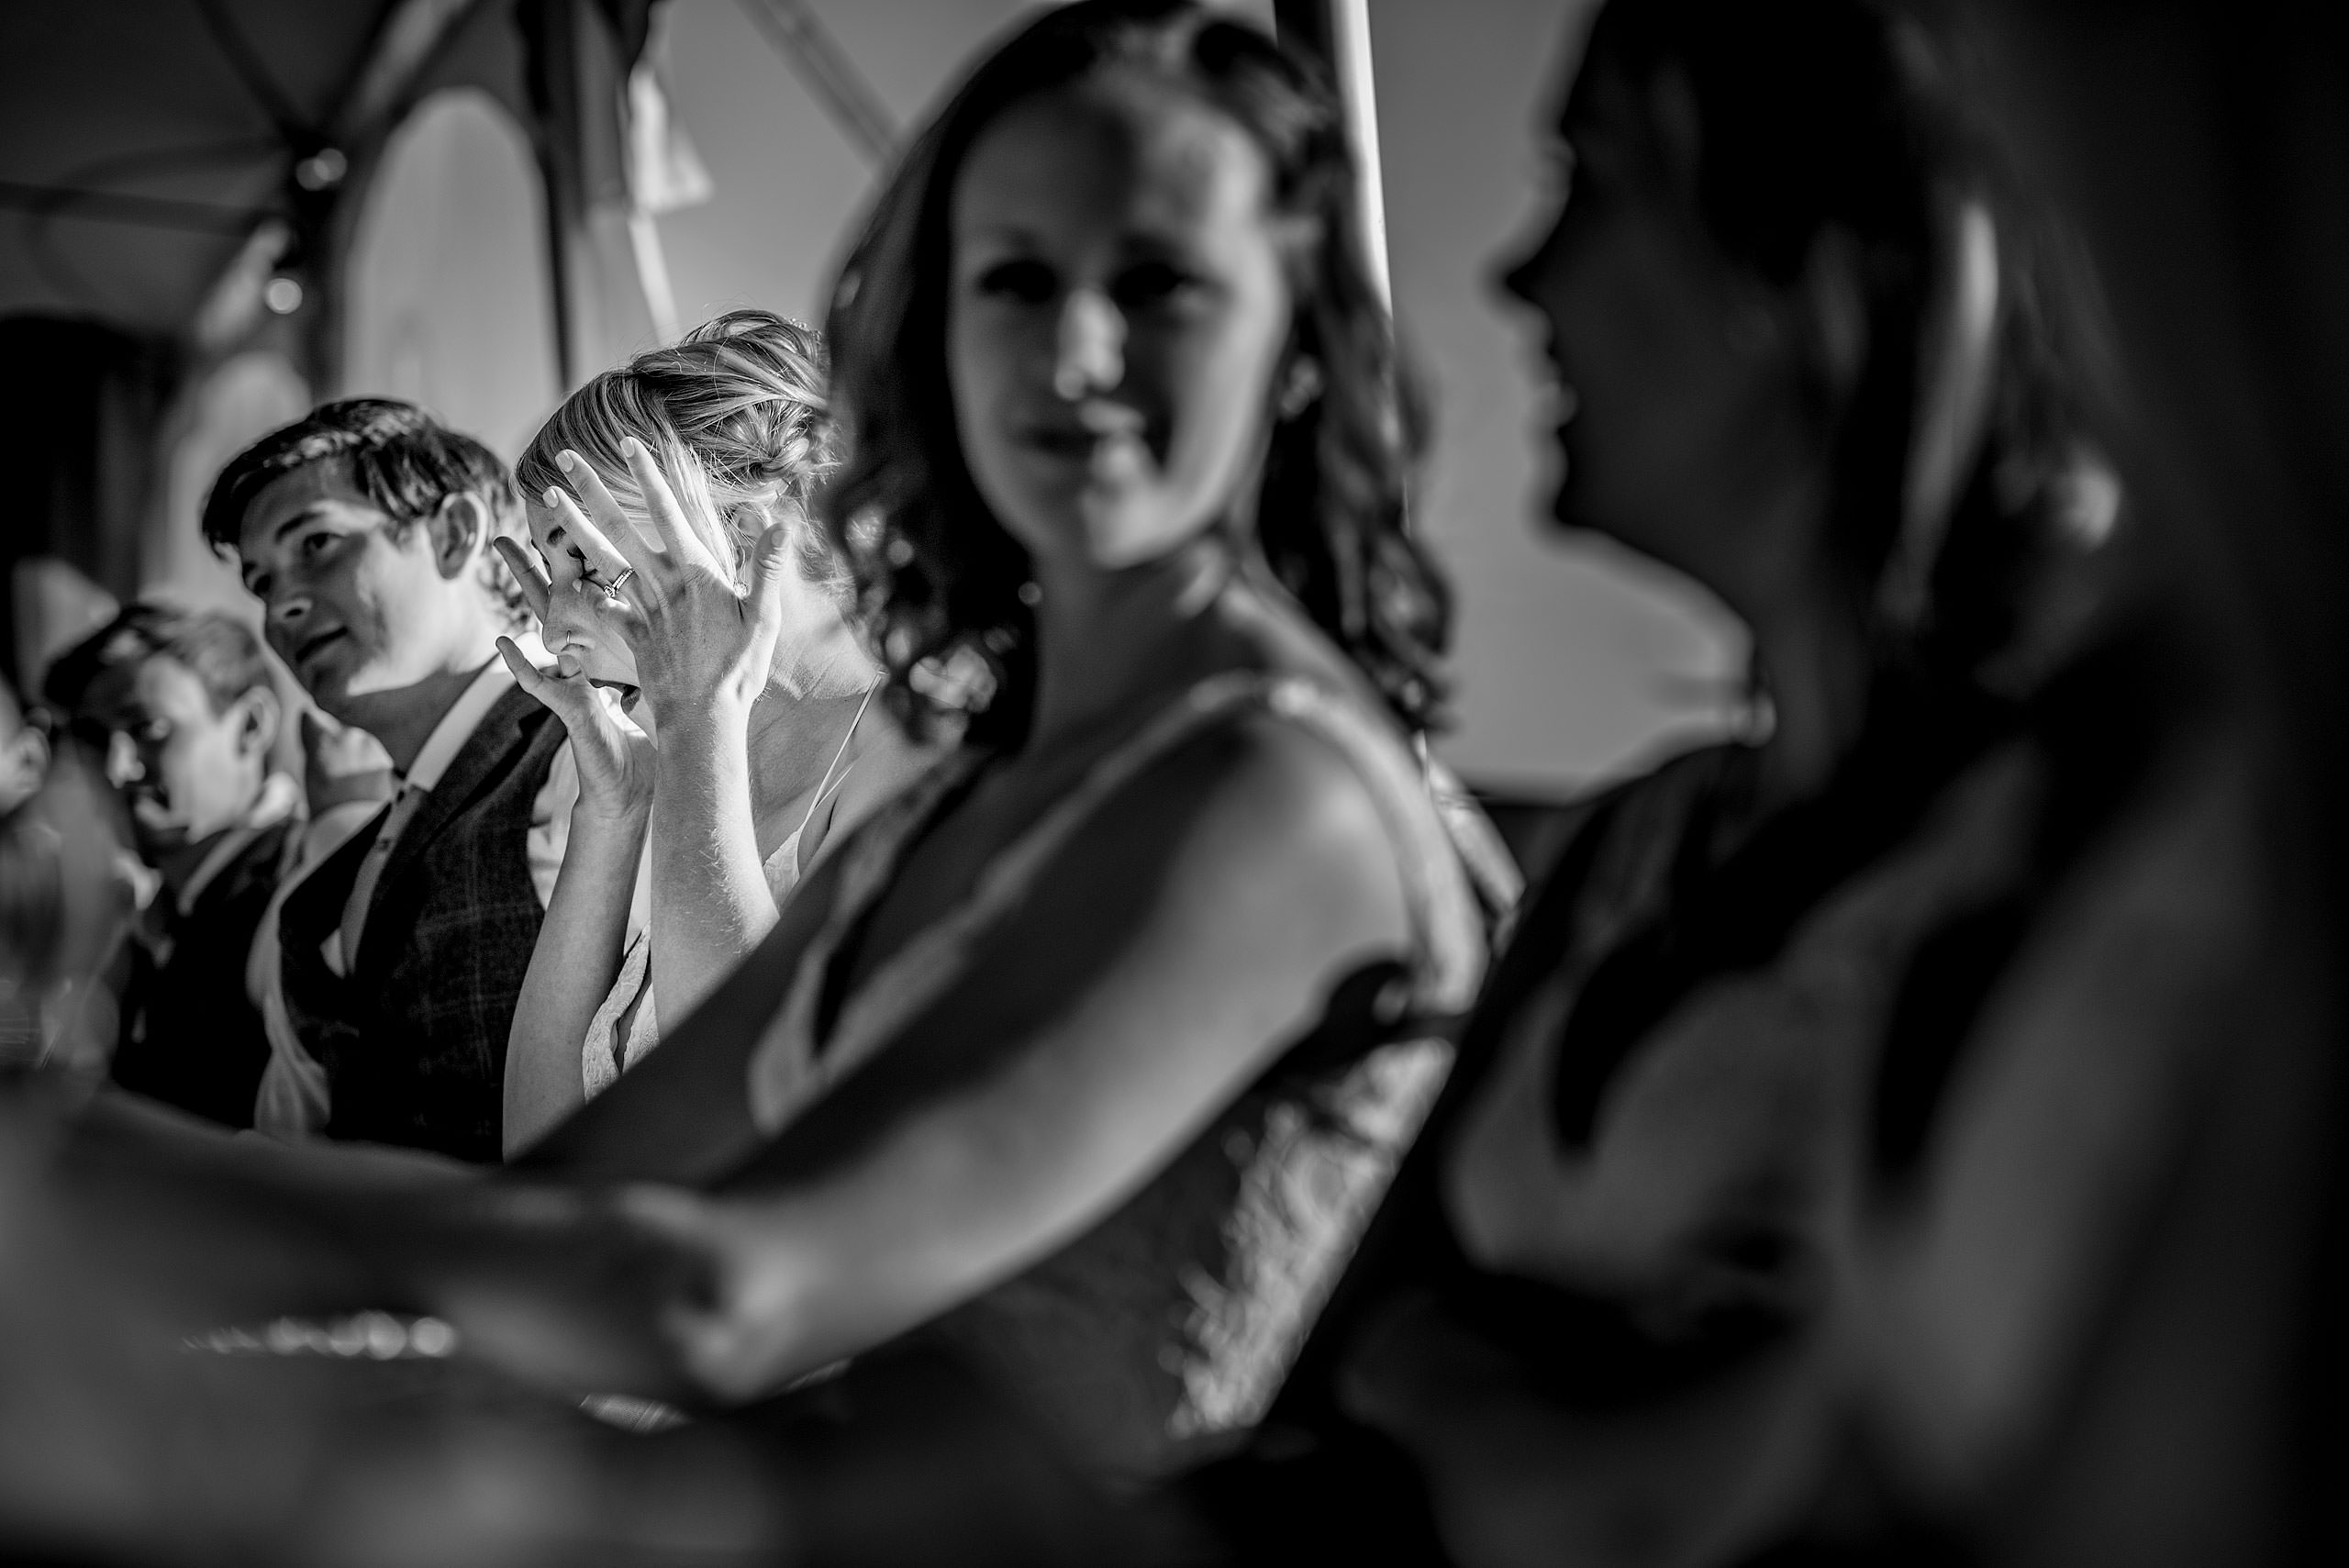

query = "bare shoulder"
[1052,689,1416,944]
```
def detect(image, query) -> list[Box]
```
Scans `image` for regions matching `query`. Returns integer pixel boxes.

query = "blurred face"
[91,656,268,854]
[1499,54,1817,603]
[235,462,496,720]
[0,695,46,816]
[948,73,1296,573]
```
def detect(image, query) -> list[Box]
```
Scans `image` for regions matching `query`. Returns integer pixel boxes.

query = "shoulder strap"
[788,682,881,876]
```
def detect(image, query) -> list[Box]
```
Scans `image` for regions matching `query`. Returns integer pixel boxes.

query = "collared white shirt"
[249,639,578,1139]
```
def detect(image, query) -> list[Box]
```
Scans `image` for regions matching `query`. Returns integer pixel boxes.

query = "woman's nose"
[544,580,598,639]
[1052,288,1126,401]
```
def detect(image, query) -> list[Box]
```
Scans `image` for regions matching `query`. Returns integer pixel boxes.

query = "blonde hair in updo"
[518,309,847,605]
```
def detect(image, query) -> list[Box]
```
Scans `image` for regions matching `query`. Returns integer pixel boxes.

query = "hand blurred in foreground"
[298,708,395,816]
[0,750,136,1075]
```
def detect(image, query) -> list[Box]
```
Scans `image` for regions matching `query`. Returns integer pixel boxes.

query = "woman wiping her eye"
[490,312,936,1155]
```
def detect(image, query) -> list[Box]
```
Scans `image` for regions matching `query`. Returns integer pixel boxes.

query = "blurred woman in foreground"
[1212,0,2258,1562]
[494,311,931,1153]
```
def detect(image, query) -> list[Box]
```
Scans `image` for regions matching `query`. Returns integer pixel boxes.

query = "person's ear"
[236,684,282,761]
[1275,355,1323,418]
[1798,227,1870,406]
[429,493,489,581]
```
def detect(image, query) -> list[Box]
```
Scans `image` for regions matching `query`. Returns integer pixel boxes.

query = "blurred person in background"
[0,669,47,818]
[1204,1,2229,1562]
[41,605,297,1129]
[0,670,56,1064]
[202,400,576,1162]
[0,757,132,1080]
[495,309,933,1155]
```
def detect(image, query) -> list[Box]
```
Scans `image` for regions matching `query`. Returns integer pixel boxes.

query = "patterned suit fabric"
[274,685,565,1162]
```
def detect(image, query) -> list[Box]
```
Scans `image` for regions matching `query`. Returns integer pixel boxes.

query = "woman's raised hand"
[545,439,793,732]
[493,536,654,826]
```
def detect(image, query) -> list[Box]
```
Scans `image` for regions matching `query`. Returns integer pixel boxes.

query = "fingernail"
[544,485,562,506]
[557,450,579,472]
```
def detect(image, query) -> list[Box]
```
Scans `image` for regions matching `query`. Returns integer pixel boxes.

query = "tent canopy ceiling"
[0,0,415,336]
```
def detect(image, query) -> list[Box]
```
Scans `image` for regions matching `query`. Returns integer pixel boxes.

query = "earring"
[1017,581,1043,606]
[1277,357,1324,418]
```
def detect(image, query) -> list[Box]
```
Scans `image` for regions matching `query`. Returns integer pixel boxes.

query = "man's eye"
[974,259,1056,304]
[300,531,334,557]
[140,721,170,745]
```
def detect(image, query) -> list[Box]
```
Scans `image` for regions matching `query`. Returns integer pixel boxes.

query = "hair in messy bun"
[518,309,846,603]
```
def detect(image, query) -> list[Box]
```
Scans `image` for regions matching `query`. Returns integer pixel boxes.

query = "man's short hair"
[43,604,273,738]
[199,398,528,626]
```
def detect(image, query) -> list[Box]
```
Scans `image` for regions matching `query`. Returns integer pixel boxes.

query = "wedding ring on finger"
[600,565,636,600]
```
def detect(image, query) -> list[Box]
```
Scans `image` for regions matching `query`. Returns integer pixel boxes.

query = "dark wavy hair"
[1578,0,2110,686]
[821,0,1448,746]
[201,398,529,628]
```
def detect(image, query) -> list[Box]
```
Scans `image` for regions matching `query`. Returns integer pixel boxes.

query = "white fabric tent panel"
[142,350,312,620]
[342,89,564,462]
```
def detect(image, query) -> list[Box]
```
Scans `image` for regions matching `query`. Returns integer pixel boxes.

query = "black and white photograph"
[0,1,2341,1562]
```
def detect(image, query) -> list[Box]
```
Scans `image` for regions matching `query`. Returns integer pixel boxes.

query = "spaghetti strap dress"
[582,685,877,1097]
[742,671,1489,1479]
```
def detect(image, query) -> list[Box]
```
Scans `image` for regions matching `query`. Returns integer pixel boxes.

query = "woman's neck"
[743,624,882,841]
[1025,537,1237,759]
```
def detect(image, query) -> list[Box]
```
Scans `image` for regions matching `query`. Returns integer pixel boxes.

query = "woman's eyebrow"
[960,221,1043,249]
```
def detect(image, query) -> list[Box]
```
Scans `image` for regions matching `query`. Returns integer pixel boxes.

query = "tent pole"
[1272,0,1391,309]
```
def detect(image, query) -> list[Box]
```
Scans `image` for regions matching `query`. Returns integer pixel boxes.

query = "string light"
[186,1312,458,1360]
